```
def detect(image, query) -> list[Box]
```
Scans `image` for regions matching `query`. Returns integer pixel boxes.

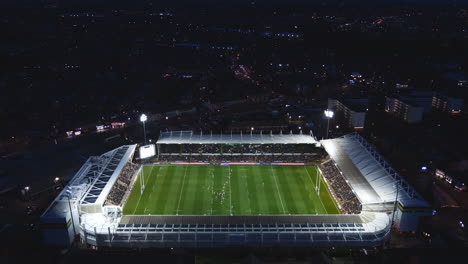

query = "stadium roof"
[157,131,317,144]
[81,145,136,206]
[321,134,429,208]
[41,145,137,220]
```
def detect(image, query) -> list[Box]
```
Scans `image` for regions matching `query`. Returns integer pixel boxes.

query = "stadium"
[41,131,431,248]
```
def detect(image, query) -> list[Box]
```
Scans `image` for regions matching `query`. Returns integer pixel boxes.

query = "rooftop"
[321,134,429,208]
[41,145,137,219]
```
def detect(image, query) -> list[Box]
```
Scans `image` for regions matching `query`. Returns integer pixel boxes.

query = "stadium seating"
[160,144,314,156]
[320,160,362,214]
[158,153,317,163]
[105,163,139,206]
[158,143,318,163]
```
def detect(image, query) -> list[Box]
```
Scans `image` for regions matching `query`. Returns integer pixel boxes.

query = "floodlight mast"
[140,113,147,145]
[324,110,334,139]
[139,113,148,195]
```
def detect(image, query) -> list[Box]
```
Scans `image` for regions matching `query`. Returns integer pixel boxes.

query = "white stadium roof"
[321,134,429,208]
[41,145,137,220]
[157,131,317,144]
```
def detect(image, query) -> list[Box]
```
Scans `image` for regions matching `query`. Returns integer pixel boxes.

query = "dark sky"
[0,0,462,6]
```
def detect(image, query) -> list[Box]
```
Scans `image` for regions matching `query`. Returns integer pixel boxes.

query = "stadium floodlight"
[140,113,147,145]
[140,113,147,122]
[324,110,334,118]
[324,110,334,139]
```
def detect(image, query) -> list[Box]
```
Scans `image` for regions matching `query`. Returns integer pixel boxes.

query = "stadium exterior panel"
[41,131,428,249]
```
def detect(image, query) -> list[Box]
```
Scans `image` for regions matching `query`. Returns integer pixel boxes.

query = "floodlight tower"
[140,113,147,145]
[139,113,148,195]
[324,110,334,139]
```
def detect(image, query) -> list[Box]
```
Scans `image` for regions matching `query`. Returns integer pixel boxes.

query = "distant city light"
[24,186,30,191]
[421,166,428,171]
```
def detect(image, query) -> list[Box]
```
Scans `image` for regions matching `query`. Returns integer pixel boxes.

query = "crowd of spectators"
[321,160,361,214]
[105,162,139,206]
[158,153,316,163]
[159,144,314,155]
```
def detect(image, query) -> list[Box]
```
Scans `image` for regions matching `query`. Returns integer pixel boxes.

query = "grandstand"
[321,133,431,231]
[40,131,430,248]
[156,130,323,163]
[41,145,137,246]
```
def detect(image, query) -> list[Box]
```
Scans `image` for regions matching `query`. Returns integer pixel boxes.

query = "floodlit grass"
[123,165,341,215]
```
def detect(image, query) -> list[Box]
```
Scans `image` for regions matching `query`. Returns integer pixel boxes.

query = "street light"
[23,186,30,201]
[140,113,147,145]
[324,110,334,139]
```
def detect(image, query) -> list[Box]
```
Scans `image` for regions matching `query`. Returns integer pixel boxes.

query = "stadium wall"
[395,204,433,232]
[79,213,391,249]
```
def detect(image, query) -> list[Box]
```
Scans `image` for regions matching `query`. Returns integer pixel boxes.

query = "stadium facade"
[41,131,430,248]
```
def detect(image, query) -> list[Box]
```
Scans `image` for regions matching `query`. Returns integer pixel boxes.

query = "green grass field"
[122,165,341,215]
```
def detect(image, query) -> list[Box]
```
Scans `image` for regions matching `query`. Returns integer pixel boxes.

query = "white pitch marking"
[303,166,328,214]
[175,166,189,215]
[228,166,233,215]
[270,165,287,214]
[133,165,155,215]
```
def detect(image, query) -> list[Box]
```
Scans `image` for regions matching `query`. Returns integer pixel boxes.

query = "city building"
[328,98,367,129]
[432,94,463,114]
[385,97,424,123]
